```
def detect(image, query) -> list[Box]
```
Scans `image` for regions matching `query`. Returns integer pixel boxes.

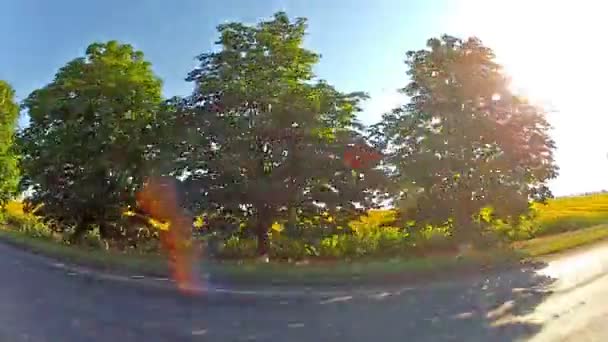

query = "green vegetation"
[0,228,166,276]
[18,41,163,246]
[182,13,387,255]
[3,193,608,285]
[3,206,608,285]
[531,193,608,235]
[0,81,20,206]
[515,224,608,257]
[3,11,601,283]
[369,35,556,243]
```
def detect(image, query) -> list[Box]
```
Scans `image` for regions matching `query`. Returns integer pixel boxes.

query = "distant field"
[7,193,608,239]
[532,192,608,236]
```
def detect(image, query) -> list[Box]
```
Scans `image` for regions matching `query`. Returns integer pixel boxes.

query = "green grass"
[202,251,520,285]
[4,192,608,286]
[0,228,168,277]
[3,224,608,285]
[515,223,608,257]
[202,224,608,285]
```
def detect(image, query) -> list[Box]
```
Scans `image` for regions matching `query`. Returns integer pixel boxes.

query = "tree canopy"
[19,41,163,241]
[9,14,558,257]
[178,12,387,254]
[372,35,557,242]
[0,81,20,206]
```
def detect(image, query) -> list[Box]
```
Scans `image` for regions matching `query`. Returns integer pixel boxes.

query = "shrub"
[270,235,311,260]
[491,218,537,241]
[218,236,257,259]
[319,234,360,258]
[318,228,410,259]
[410,225,455,253]
[376,227,410,255]
[348,209,398,235]
[3,209,53,239]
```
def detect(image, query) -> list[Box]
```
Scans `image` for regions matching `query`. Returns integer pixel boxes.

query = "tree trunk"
[453,195,484,256]
[284,206,298,238]
[254,206,272,258]
[69,218,90,244]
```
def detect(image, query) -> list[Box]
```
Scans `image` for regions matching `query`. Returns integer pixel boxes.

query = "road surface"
[3,241,608,341]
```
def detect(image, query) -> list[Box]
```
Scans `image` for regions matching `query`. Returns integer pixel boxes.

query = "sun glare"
[450,0,608,195]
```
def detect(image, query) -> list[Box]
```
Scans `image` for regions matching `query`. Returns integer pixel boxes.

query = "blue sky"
[1,0,452,124]
[2,0,605,196]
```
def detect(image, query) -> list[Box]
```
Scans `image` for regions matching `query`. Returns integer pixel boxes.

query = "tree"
[180,12,386,256]
[372,35,557,242]
[19,41,163,242]
[0,81,20,206]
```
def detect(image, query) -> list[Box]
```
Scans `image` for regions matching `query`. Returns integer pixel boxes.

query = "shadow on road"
[180,260,559,341]
[0,237,560,342]
[312,260,557,342]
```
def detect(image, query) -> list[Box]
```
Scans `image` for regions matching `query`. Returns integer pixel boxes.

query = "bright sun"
[449,0,608,196]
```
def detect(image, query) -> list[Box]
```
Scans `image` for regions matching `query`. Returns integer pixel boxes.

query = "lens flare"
[136,176,204,295]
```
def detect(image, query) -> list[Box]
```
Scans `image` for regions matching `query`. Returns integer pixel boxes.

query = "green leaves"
[0,81,20,206]
[10,14,560,252]
[375,35,558,240]
[19,41,162,239]
[181,12,386,254]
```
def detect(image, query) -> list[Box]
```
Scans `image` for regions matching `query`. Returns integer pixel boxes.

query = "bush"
[215,226,411,260]
[218,236,257,259]
[376,227,410,255]
[491,218,537,241]
[81,228,107,250]
[319,234,359,258]
[410,225,455,253]
[318,228,410,259]
[270,235,312,260]
[3,209,53,239]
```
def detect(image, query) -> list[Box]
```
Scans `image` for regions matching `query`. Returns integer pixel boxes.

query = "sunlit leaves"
[0,81,20,206]
[373,35,558,241]
[19,41,162,241]
[182,12,386,254]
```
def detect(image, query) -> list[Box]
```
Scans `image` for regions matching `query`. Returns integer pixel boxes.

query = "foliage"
[409,224,455,253]
[178,12,387,255]
[8,191,608,261]
[0,81,21,206]
[319,228,408,258]
[2,201,53,239]
[19,41,163,242]
[372,35,558,242]
[348,209,398,234]
[218,236,258,259]
[2,14,584,262]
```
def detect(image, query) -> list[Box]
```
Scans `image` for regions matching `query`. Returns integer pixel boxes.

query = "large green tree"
[0,81,20,206]
[372,35,557,242]
[179,12,386,255]
[19,41,163,242]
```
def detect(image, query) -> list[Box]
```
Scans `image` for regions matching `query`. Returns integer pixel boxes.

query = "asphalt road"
[3,242,608,342]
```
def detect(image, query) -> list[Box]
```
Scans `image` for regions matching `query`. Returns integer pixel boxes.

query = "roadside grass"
[3,223,608,285]
[205,224,608,285]
[0,228,167,277]
[514,223,608,257]
[0,225,516,285]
